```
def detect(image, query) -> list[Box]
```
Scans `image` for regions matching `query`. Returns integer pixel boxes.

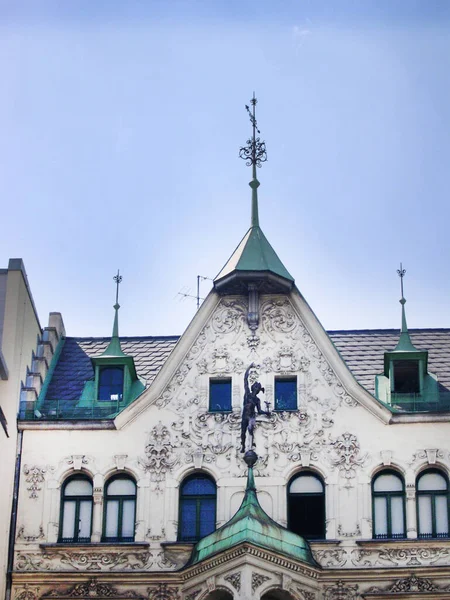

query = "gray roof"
[40,329,450,415]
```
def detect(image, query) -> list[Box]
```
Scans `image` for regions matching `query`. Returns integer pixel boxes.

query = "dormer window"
[98,367,124,402]
[393,360,420,394]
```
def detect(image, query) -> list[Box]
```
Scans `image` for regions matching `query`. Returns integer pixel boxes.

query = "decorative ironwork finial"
[397,263,406,301]
[113,269,122,309]
[239,92,268,168]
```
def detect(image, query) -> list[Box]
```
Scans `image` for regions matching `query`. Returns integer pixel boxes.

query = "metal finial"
[397,263,406,300]
[239,93,267,168]
[113,269,122,308]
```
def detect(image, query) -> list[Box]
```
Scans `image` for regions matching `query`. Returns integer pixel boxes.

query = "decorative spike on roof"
[393,264,420,353]
[214,95,294,294]
[189,450,317,567]
[101,270,127,358]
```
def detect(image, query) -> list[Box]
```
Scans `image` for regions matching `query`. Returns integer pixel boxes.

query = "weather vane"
[397,263,406,300]
[113,269,122,308]
[239,93,268,168]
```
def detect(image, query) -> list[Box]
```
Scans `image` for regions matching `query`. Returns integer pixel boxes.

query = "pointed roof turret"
[383,264,428,375]
[214,95,294,295]
[189,450,317,567]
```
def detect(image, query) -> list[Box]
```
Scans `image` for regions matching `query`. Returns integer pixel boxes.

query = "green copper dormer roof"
[100,302,128,358]
[189,464,317,568]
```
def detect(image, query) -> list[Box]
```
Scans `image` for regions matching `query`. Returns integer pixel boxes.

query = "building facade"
[7,112,450,599]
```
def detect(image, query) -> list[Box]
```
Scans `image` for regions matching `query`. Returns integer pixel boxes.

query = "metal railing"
[19,397,122,421]
[387,391,450,412]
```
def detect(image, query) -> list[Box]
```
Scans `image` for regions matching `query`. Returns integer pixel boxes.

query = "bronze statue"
[240,363,270,453]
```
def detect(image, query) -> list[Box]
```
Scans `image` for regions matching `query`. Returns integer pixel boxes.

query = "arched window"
[103,476,137,542]
[417,470,449,539]
[372,470,406,539]
[288,472,325,539]
[178,474,216,542]
[98,367,124,401]
[59,475,93,543]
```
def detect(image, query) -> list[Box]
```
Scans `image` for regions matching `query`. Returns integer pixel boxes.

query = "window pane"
[275,378,297,411]
[108,478,136,496]
[435,496,449,536]
[288,494,325,539]
[122,500,135,538]
[209,379,232,412]
[393,360,420,393]
[374,473,403,492]
[65,478,92,496]
[99,367,124,402]
[182,477,216,496]
[390,496,404,536]
[418,495,433,535]
[105,499,119,538]
[290,475,323,494]
[62,501,76,539]
[78,500,92,539]
[418,472,447,491]
[180,498,197,541]
[199,498,216,538]
[374,497,387,536]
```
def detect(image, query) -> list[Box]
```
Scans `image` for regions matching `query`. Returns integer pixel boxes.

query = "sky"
[1,0,450,337]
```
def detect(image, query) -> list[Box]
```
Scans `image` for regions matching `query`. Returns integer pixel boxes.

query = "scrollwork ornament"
[324,580,359,600]
[138,422,178,491]
[224,572,241,591]
[15,585,39,600]
[147,584,179,600]
[328,432,367,482]
[42,578,144,598]
[23,465,51,499]
[252,573,271,592]
[366,574,450,594]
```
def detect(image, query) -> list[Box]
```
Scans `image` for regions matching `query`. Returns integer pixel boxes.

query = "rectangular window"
[393,360,420,394]
[275,377,297,411]
[209,379,232,412]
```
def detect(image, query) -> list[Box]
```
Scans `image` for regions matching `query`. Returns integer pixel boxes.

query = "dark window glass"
[179,474,216,542]
[209,379,232,412]
[275,377,297,411]
[393,360,420,394]
[372,471,406,539]
[59,476,93,543]
[102,476,136,542]
[98,367,124,401]
[417,470,449,539]
[288,472,325,539]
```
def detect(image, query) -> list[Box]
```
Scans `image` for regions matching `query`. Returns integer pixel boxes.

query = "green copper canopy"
[189,467,317,567]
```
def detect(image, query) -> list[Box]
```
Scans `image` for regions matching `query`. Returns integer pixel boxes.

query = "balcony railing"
[19,397,123,421]
[387,391,450,412]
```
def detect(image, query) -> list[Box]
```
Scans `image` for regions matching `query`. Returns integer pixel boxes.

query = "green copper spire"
[101,270,127,357]
[189,451,317,568]
[393,263,419,353]
[214,95,293,294]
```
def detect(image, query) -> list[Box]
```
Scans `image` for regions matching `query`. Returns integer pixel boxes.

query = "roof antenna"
[239,92,267,228]
[177,275,212,310]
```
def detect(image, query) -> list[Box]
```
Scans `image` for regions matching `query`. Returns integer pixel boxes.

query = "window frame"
[372,469,406,540]
[102,475,137,543]
[208,378,232,413]
[98,366,125,403]
[287,471,325,540]
[58,475,93,543]
[178,473,217,542]
[274,376,298,411]
[417,468,450,539]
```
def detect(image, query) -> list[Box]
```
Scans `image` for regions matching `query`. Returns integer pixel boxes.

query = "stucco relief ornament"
[16,525,45,542]
[252,572,271,592]
[14,585,39,600]
[366,574,450,595]
[211,299,246,337]
[224,572,242,591]
[261,298,298,340]
[328,432,367,483]
[147,584,179,600]
[23,465,53,499]
[138,422,179,491]
[324,580,359,600]
[43,578,144,598]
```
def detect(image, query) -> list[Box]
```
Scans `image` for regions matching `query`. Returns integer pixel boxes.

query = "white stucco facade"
[11,290,450,600]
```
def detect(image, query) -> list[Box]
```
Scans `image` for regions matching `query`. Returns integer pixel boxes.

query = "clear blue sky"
[1,1,450,337]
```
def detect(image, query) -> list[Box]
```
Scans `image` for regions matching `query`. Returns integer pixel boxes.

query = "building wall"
[0,259,41,600]
[11,293,450,598]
